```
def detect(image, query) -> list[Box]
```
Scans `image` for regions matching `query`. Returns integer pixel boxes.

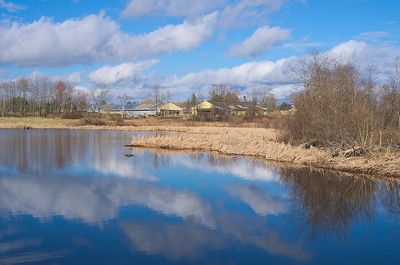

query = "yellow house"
[192,101,269,118]
[160,103,183,117]
[191,100,216,116]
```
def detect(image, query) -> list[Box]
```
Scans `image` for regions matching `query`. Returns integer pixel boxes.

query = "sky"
[0,0,399,101]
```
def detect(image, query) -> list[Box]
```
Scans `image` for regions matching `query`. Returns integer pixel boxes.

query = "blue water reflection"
[0,128,399,264]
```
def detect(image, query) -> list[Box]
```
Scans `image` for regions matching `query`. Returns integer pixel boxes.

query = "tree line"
[0,77,88,117]
[288,52,400,149]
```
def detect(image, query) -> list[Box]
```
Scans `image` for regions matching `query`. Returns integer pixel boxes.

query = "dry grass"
[129,126,400,178]
[0,117,80,128]
[3,117,400,177]
[131,127,330,166]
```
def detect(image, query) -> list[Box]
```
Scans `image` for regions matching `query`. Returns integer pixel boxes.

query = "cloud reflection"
[226,185,288,216]
[137,150,279,182]
[0,175,214,227]
[121,211,311,262]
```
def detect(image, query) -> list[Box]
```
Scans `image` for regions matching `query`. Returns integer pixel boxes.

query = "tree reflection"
[379,179,400,217]
[279,168,378,238]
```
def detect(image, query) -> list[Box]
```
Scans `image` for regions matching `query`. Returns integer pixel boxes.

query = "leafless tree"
[90,88,109,116]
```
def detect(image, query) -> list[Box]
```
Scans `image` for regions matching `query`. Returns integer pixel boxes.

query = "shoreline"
[1,120,400,178]
[127,127,400,179]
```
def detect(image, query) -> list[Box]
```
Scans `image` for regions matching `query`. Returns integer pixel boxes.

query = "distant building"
[130,103,159,117]
[233,102,268,116]
[160,103,183,118]
[103,102,139,117]
[191,101,231,121]
[191,100,268,120]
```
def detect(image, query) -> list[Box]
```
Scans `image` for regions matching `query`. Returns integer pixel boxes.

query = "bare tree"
[118,93,131,118]
[90,88,109,117]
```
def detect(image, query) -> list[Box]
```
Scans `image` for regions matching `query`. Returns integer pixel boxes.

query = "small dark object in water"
[124,154,134,158]
[23,126,32,130]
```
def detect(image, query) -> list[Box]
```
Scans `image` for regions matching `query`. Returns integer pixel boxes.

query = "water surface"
[0,128,399,264]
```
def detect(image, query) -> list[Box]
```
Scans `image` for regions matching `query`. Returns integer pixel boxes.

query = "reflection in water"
[121,211,311,262]
[0,129,158,180]
[136,149,279,182]
[0,226,66,264]
[279,168,385,237]
[380,179,400,217]
[120,221,224,260]
[0,129,400,264]
[0,174,214,227]
[226,185,288,216]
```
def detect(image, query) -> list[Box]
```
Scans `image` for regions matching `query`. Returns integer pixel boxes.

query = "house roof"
[133,103,158,111]
[105,102,139,111]
[160,103,183,111]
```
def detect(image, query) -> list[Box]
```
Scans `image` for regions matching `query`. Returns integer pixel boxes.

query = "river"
[0,128,399,264]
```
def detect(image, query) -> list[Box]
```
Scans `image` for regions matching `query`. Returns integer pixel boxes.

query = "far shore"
[1,117,400,178]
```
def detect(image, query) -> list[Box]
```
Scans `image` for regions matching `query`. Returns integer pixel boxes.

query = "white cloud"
[0,0,25,12]
[229,25,290,57]
[218,0,289,28]
[0,12,217,67]
[159,39,400,100]
[66,72,82,84]
[357,31,390,41]
[110,12,217,59]
[167,56,298,91]
[88,60,159,85]
[326,40,400,76]
[122,0,225,18]
[122,0,291,29]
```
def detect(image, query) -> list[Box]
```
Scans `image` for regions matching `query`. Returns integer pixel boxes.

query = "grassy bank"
[129,127,400,178]
[0,117,81,128]
[1,117,400,178]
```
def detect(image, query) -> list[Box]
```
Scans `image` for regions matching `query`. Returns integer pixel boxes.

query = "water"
[0,128,399,264]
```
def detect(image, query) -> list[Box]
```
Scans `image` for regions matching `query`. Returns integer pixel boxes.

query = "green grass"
[0,117,80,127]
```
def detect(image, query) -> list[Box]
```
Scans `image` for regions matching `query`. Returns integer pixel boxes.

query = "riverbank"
[128,126,400,178]
[1,117,400,178]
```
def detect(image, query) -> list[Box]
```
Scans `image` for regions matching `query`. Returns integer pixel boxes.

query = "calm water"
[0,129,399,264]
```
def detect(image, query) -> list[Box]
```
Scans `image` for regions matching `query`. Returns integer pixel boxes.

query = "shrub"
[79,118,107,126]
[62,112,84,119]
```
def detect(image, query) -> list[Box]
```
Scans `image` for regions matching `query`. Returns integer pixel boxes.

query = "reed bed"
[129,126,400,178]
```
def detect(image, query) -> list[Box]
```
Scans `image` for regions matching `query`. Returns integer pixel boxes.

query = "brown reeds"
[129,126,400,178]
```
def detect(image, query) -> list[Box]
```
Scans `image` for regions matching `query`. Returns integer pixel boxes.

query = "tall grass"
[130,126,400,177]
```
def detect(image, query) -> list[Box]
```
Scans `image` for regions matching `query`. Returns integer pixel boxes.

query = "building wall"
[127,110,157,117]
[191,101,215,115]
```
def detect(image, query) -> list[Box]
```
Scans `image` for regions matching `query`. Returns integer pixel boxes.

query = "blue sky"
[0,0,399,100]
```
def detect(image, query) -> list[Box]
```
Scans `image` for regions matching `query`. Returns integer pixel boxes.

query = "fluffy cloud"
[161,39,400,99]
[0,12,216,67]
[326,40,400,76]
[122,0,291,28]
[167,56,298,90]
[88,60,159,85]
[0,0,25,12]
[229,25,290,57]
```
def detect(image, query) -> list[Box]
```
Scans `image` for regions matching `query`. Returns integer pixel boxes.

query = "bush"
[113,116,124,126]
[62,112,84,119]
[287,53,400,148]
[79,118,107,126]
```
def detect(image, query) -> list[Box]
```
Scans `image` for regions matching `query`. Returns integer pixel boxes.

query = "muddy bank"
[128,127,400,178]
